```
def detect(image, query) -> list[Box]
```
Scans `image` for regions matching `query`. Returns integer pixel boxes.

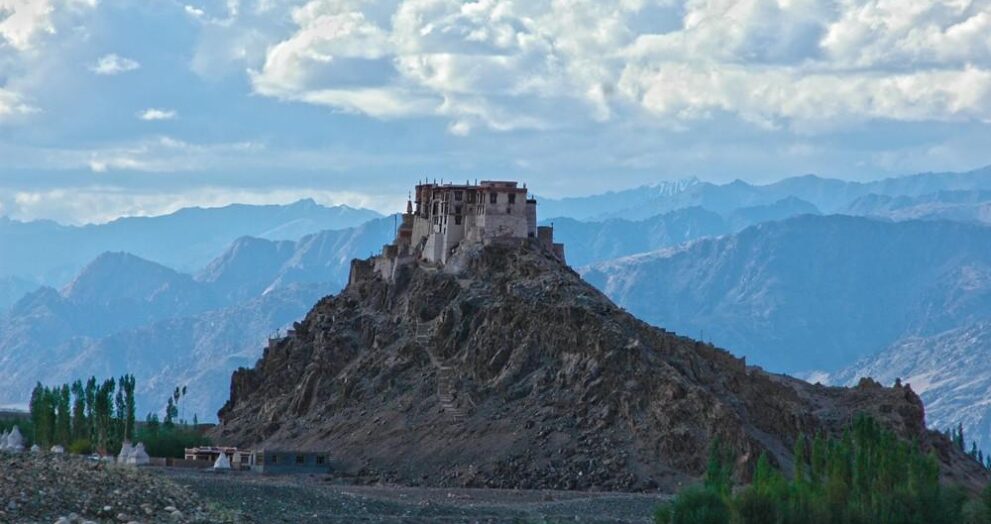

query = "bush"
[68,438,92,455]
[135,425,209,458]
[655,486,730,524]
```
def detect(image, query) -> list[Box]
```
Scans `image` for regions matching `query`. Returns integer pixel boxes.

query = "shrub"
[655,486,730,524]
[68,438,92,455]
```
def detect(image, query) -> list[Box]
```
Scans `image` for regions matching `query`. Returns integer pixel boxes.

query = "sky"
[1,0,990,224]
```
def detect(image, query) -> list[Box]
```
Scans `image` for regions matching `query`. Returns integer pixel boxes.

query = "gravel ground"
[159,469,670,523]
[0,452,222,523]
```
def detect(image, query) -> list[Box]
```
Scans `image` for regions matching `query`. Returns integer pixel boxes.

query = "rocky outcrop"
[214,241,987,491]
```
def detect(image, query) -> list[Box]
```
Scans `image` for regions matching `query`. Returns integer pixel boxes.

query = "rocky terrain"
[584,214,991,373]
[213,240,988,492]
[0,452,224,523]
[828,320,991,452]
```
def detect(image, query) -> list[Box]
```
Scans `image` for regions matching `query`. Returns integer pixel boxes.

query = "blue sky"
[1,0,990,224]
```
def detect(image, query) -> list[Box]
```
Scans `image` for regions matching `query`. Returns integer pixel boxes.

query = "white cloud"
[0,87,36,120]
[233,0,991,134]
[90,53,140,75]
[138,108,178,121]
[0,0,96,51]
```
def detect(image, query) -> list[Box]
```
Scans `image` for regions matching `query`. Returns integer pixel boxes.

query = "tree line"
[29,375,136,454]
[657,414,991,524]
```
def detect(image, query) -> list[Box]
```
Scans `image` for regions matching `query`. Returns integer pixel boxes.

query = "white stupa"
[117,441,134,463]
[127,442,150,466]
[50,445,65,454]
[0,430,8,450]
[213,451,231,470]
[4,426,24,452]
[30,444,41,453]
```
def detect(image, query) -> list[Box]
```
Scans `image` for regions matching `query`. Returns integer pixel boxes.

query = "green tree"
[54,384,71,446]
[70,380,87,441]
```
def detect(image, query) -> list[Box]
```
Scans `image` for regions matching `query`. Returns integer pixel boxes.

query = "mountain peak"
[213,240,981,491]
[61,251,192,304]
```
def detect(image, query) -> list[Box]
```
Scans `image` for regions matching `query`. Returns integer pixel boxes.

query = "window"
[432,202,438,215]
[271,454,278,464]
[316,455,326,465]
[455,215,462,225]
[467,192,475,203]
[454,191,463,201]
[296,455,305,464]
[455,205,462,215]
[489,192,498,204]
[257,454,265,465]
[508,193,516,204]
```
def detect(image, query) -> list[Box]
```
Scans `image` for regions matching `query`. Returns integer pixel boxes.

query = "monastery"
[357,180,565,281]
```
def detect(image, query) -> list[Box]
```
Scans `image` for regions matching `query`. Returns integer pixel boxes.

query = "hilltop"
[213,240,986,491]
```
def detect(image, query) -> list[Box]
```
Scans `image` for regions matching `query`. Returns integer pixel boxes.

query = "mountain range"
[0,199,381,292]
[584,215,991,373]
[0,218,395,419]
[541,166,991,221]
[4,166,991,443]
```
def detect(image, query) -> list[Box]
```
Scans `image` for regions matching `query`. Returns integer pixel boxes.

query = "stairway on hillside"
[414,322,470,422]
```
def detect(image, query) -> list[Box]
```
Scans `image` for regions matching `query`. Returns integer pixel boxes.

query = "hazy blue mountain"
[584,215,991,374]
[196,216,396,298]
[548,198,819,267]
[845,190,991,224]
[0,199,381,286]
[0,276,39,313]
[827,321,991,453]
[0,218,395,420]
[541,166,991,221]
[538,178,702,220]
[48,284,328,423]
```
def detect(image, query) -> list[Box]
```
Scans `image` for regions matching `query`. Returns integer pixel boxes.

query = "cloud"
[232,0,991,135]
[138,108,178,121]
[0,0,96,51]
[90,53,140,75]
[0,88,36,120]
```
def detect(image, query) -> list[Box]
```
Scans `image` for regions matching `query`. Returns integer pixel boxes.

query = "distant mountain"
[196,217,396,300]
[845,190,991,224]
[0,219,395,420]
[0,276,39,312]
[584,215,991,373]
[0,199,382,286]
[549,198,819,267]
[828,321,991,453]
[538,178,702,220]
[540,166,991,221]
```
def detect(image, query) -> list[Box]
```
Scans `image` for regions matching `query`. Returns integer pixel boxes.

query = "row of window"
[427,191,519,206]
[257,453,327,466]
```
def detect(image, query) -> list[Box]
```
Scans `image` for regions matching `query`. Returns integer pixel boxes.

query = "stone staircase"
[414,322,470,422]
[436,366,468,421]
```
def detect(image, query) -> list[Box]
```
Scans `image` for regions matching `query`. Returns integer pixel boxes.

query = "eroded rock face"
[213,242,987,491]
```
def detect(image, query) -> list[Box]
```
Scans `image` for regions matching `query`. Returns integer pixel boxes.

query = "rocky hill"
[213,241,986,491]
[828,321,991,453]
